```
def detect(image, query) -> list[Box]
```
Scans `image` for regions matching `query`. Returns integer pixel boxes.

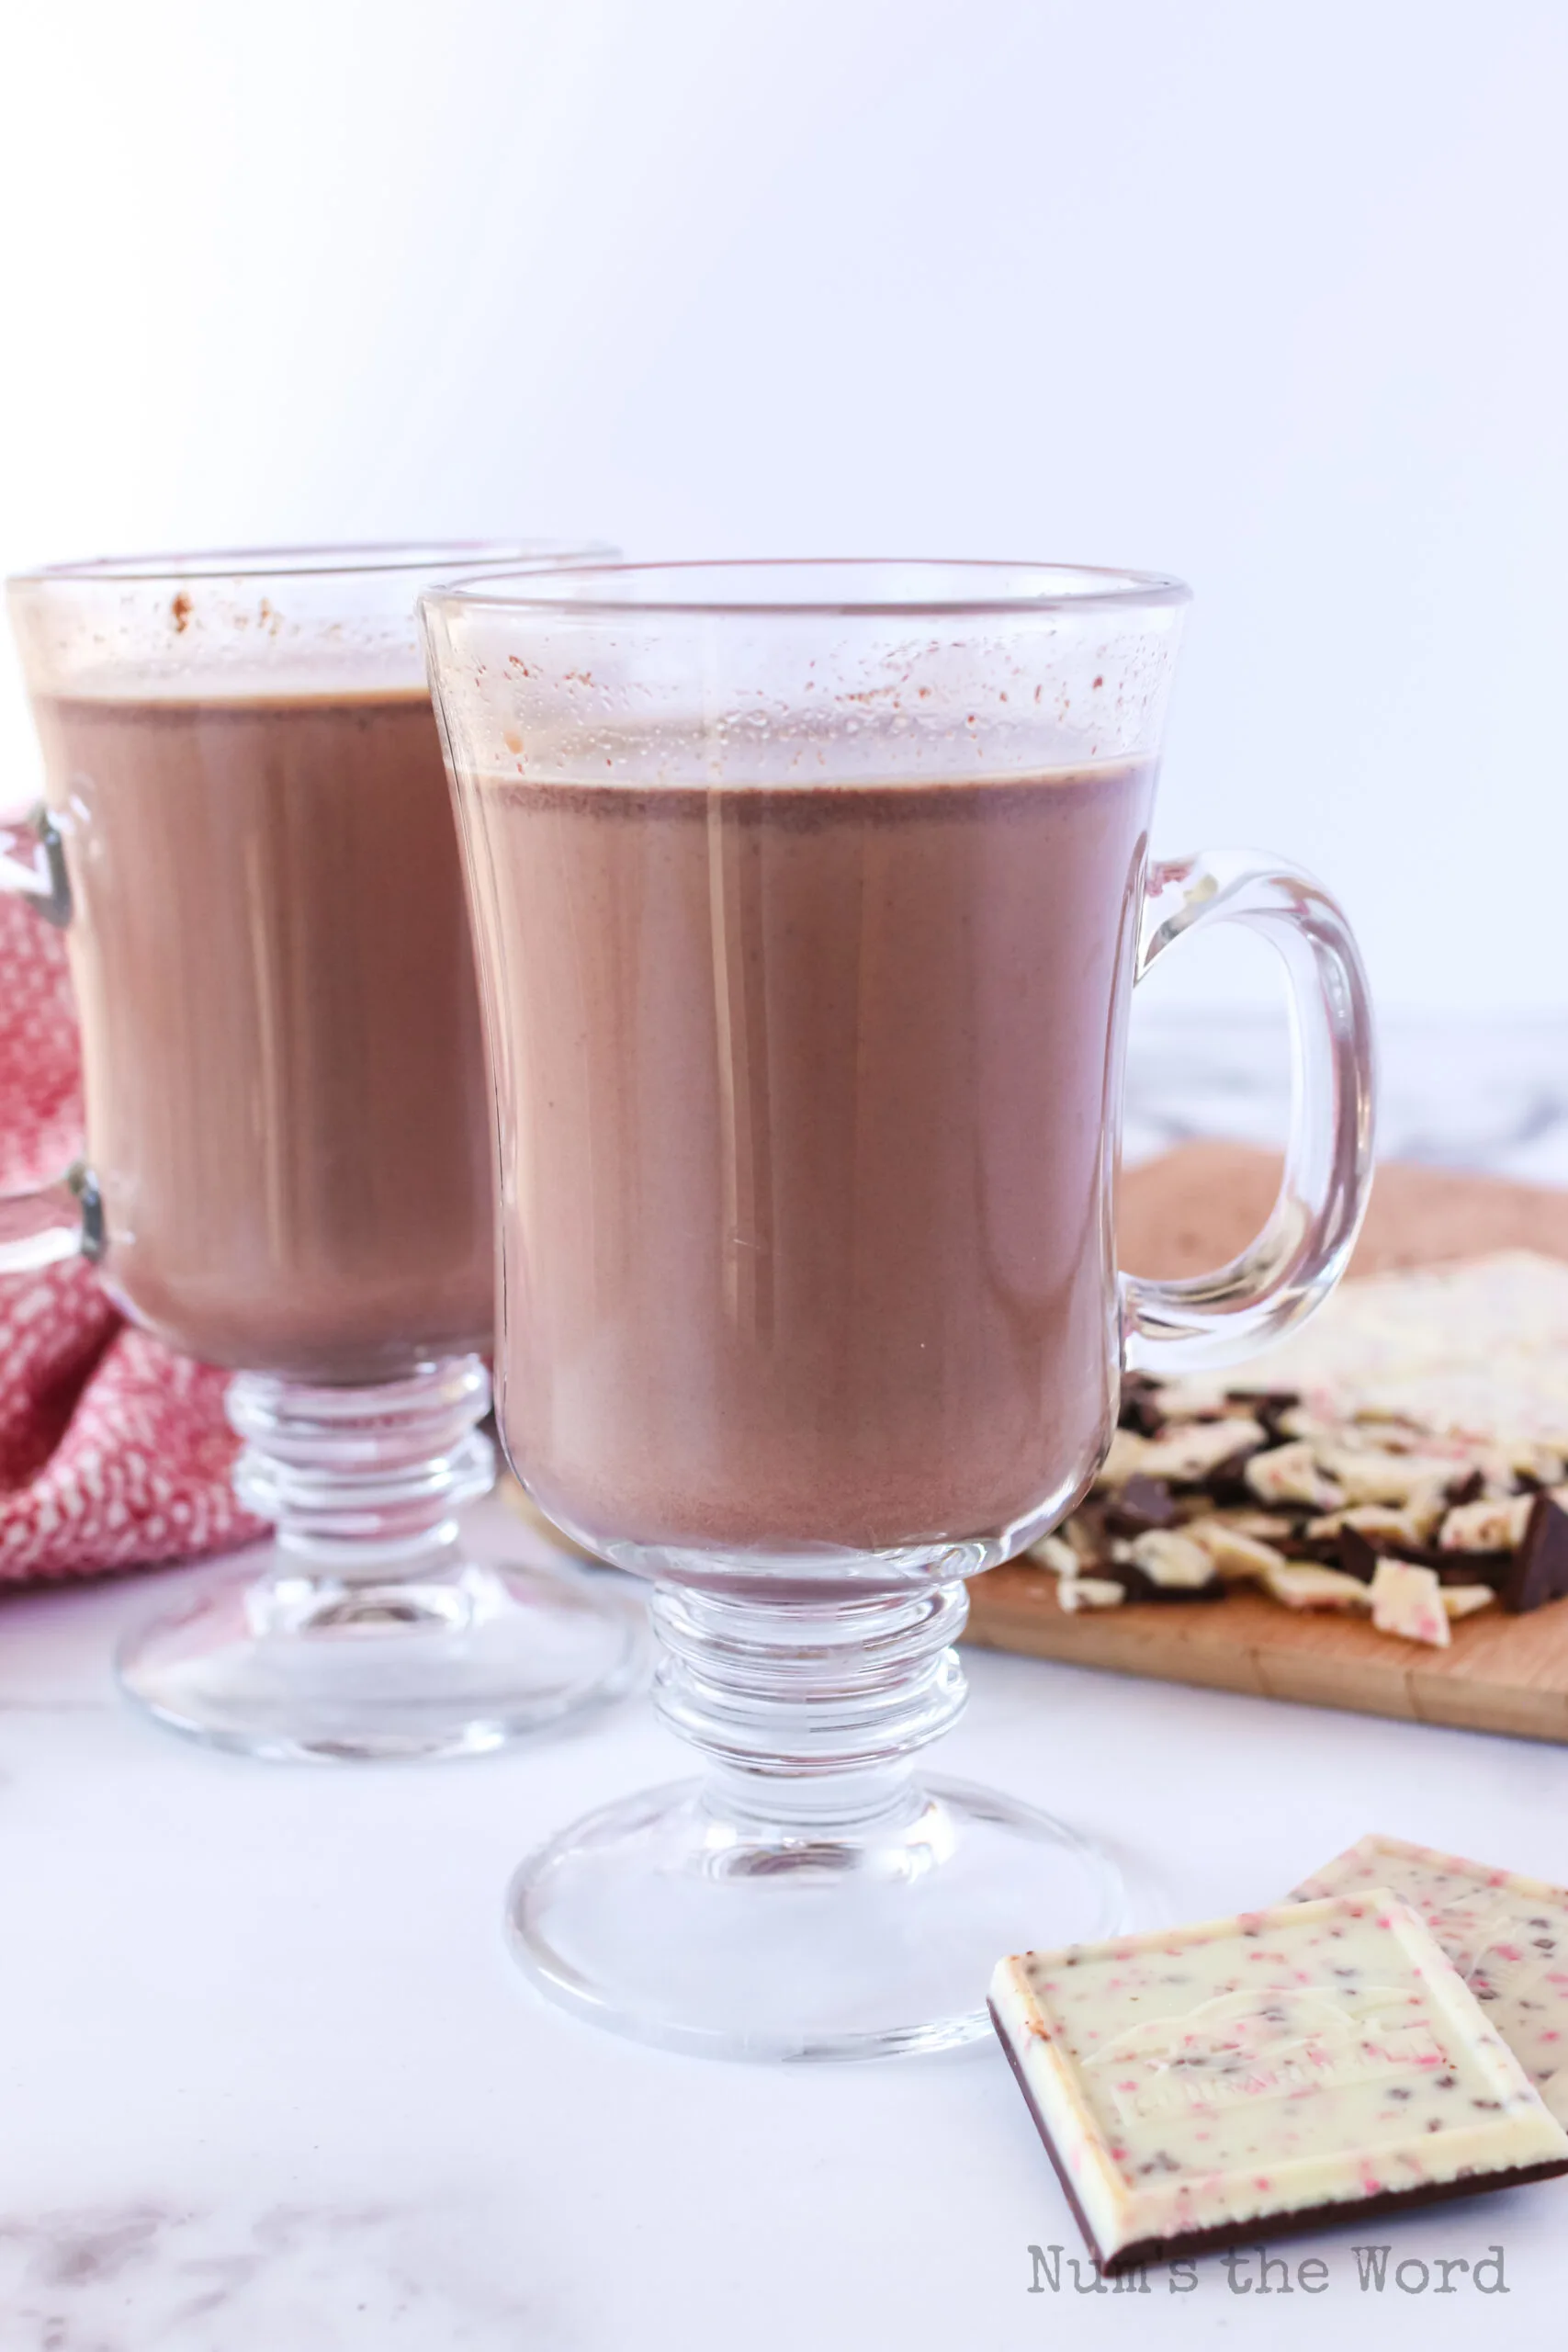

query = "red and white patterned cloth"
[0,887,260,1582]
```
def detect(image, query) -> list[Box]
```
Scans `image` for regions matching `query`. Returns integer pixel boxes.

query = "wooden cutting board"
[964,1146,1568,1745]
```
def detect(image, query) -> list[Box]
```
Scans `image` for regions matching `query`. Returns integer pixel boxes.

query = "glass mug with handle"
[423,558,1376,2061]
[1,543,642,1762]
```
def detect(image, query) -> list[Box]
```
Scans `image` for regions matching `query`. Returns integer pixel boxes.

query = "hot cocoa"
[34,688,492,1380]
[463,761,1155,1560]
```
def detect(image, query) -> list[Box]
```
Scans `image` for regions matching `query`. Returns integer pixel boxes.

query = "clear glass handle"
[1120,848,1376,1374]
[0,803,71,925]
[0,802,94,1272]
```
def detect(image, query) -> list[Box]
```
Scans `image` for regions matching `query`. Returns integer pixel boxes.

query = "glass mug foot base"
[505,1774,1124,2062]
[116,1555,645,1763]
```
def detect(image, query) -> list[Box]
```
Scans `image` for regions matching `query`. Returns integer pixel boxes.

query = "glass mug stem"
[118,1352,643,1762]
[228,1359,495,1597]
[652,1578,970,1835]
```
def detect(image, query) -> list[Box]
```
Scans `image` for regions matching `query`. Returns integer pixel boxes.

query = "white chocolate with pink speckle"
[1369,1558,1450,1646]
[1291,1836,1568,2126]
[989,1893,1568,2271]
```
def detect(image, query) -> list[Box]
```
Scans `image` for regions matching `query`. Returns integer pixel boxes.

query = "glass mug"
[1,543,641,1762]
[423,559,1376,2061]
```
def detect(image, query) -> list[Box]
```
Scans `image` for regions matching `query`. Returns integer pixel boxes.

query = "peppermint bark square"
[1291,1834,1568,2123]
[989,1893,1568,2275]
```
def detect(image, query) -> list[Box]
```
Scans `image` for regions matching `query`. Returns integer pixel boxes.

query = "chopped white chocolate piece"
[1026,1534,1078,1577]
[1502,1441,1567,1487]
[1316,1448,1461,1507]
[1145,1415,1267,1482]
[1263,1561,1370,1611]
[1290,1836,1568,2127]
[1183,1519,1288,1582]
[1094,1428,1153,1487]
[1125,1530,1215,1589]
[1058,1577,1124,1613]
[1348,1407,1439,1433]
[1442,1585,1498,1620]
[1370,1558,1450,1647]
[1148,1377,1231,1419]
[1322,1416,1439,1447]
[1306,1502,1427,1546]
[989,1894,1568,2276]
[1440,1494,1533,1554]
[1403,1480,1452,1542]
[1461,1449,1523,1498]
[1198,1252,1568,1450]
[1272,1405,1333,1441]
[1209,1507,1301,1542]
[1245,1441,1344,1511]
[1065,1515,1104,1564]
[1099,1416,1266,1488]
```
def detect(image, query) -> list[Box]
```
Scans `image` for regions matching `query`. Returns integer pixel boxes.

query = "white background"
[3,0,1565,1012]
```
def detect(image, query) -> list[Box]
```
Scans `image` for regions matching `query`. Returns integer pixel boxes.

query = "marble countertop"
[6,1014,1568,2352]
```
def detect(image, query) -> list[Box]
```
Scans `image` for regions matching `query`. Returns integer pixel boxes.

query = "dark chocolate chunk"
[1500,1494,1568,1615]
[1380,1541,1468,1574]
[1064,1499,1112,1570]
[1336,1525,1506,1586]
[1110,1562,1225,1606]
[1337,1527,1383,1583]
[1435,1551,1510,1589]
[1117,1374,1166,1438]
[1201,1452,1263,1508]
[1446,1467,1485,1507]
[1103,1476,1178,1537]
